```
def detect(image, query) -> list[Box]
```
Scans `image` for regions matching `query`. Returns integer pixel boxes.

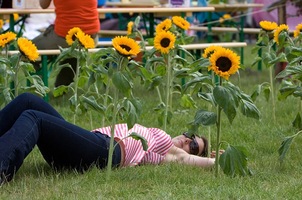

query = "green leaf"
[180,94,196,108]
[79,95,105,113]
[213,86,237,124]
[197,92,216,106]
[112,71,132,96]
[182,76,212,92]
[251,83,271,102]
[128,132,148,151]
[157,110,172,127]
[278,134,296,163]
[193,109,217,126]
[240,99,261,120]
[52,85,69,97]
[278,85,297,100]
[292,112,302,130]
[123,98,142,128]
[219,145,252,177]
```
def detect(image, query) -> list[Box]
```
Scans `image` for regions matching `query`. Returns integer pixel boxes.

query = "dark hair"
[200,136,209,157]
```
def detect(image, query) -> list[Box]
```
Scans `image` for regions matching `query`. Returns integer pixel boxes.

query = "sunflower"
[112,36,141,56]
[172,16,190,30]
[208,47,240,80]
[202,45,224,59]
[294,23,302,38]
[66,27,83,46]
[127,21,134,35]
[0,19,4,30]
[154,31,176,54]
[273,24,289,44]
[0,31,17,48]
[156,18,172,33]
[17,37,39,61]
[219,14,232,23]
[13,13,19,21]
[76,31,95,49]
[259,21,278,32]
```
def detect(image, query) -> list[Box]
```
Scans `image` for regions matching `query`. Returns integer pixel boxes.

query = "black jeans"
[0,93,121,181]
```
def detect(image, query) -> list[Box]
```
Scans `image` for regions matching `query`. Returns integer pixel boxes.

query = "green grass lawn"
[1,45,302,199]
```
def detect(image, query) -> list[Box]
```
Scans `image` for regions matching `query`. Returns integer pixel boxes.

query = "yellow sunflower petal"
[259,21,278,32]
[294,23,302,38]
[154,31,176,54]
[0,19,4,30]
[273,24,289,44]
[66,27,83,46]
[0,31,17,48]
[112,36,141,56]
[76,31,95,49]
[203,45,224,58]
[172,16,190,30]
[156,18,172,33]
[127,21,134,35]
[17,37,39,61]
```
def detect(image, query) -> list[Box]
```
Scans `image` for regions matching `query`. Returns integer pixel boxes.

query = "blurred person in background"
[32,0,100,87]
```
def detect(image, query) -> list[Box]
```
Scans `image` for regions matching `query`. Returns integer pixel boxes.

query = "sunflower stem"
[163,54,172,131]
[215,78,223,177]
[73,47,81,124]
[107,55,125,180]
[13,54,22,97]
[106,84,118,180]
[102,78,111,127]
[269,63,276,122]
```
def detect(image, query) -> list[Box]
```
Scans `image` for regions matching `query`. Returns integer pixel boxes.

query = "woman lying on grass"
[0,93,220,185]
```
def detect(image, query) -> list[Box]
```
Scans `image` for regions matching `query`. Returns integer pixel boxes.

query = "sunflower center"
[216,57,232,72]
[72,34,77,41]
[160,38,171,48]
[121,44,131,52]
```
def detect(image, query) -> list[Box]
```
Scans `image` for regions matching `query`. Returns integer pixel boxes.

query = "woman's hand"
[210,150,225,158]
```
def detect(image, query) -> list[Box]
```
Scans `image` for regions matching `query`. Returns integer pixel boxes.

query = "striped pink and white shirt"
[93,124,173,167]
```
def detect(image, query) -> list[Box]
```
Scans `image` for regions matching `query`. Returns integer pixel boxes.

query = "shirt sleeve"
[140,152,165,165]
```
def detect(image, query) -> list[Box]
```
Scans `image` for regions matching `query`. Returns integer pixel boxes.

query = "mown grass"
[1,45,302,199]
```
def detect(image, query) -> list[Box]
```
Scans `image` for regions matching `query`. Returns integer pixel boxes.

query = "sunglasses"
[183,132,200,156]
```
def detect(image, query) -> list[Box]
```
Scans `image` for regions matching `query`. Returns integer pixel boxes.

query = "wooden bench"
[190,26,262,34]
[189,26,295,35]
[98,30,128,37]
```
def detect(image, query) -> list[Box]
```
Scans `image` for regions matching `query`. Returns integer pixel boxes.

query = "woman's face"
[172,134,205,156]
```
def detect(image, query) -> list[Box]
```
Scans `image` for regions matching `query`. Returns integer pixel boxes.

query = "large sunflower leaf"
[197,92,216,106]
[278,85,297,100]
[240,99,261,120]
[123,98,142,128]
[112,71,132,97]
[240,93,260,119]
[219,145,252,177]
[128,132,148,151]
[79,95,105,113]
[278,134,296,164]
[193,109,217,126]
[292,112,302,130]
[182,76,212,92]
[213,86,236,124]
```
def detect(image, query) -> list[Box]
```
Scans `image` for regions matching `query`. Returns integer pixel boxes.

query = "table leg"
[239,12,245,65]
[207,12,213,43]
[41,55,49,101]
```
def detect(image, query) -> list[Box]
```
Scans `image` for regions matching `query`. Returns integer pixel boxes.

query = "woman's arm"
[39,0,52,9]
[163,146,215,167]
